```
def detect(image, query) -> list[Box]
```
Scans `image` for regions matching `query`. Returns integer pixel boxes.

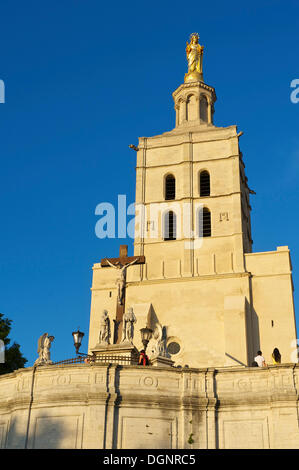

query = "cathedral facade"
[0,35,298,450]
[88,34,297,369]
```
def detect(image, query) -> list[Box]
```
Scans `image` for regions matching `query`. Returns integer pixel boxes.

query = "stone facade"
[88,77,297,369]
[0,363,298,449]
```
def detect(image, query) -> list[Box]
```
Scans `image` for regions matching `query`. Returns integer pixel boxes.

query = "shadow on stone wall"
[5,411,77,449]
[246,295,261,364]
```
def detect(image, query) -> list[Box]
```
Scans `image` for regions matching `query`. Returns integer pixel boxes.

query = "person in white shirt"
[254,350,267,367]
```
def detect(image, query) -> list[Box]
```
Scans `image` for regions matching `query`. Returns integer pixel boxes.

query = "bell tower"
[173,81,216,128]
[133,34,253,280]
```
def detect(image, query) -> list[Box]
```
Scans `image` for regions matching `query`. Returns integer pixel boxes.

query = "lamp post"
[140,327,153,350]
[72,328,85,356]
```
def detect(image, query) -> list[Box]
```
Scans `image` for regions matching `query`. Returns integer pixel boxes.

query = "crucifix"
[101,245,145,343]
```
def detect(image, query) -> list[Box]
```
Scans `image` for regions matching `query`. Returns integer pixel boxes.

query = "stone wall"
[0,363,298,449]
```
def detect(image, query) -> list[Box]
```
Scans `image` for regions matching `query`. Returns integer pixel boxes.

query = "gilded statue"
[185,33,204,82]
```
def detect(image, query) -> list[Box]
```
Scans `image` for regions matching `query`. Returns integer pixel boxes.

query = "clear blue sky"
[0,1,298,366]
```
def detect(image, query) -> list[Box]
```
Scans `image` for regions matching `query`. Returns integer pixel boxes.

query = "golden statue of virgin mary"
[185,33,204,83]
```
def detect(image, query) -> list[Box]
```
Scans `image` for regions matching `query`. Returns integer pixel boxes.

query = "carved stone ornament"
[34,333,55,366]
[99,310,111,345]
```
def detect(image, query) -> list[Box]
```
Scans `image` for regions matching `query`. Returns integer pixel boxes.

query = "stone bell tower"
[133,33,253,280]
[89,34,296,369]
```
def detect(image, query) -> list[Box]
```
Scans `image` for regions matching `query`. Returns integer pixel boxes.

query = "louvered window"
[202,208,211,237]
[163,211,176,240]
[165,175,176,200]
[200,171,210,197]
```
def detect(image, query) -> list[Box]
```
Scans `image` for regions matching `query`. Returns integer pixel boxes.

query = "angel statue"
[121,307,137,343]
[185,33,204,82]
[104,258,138,305]
[146,324,168,360]
[34,333,55,366]
[99,309,110,345]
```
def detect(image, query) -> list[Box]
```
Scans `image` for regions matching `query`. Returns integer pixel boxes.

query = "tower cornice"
[172,80,216,101]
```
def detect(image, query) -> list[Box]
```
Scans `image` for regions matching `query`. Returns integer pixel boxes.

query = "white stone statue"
[146,324,168,360]
[34,333,55,366]
[99,310,110,344]
[104,258,138,305]
[121,307,136,343]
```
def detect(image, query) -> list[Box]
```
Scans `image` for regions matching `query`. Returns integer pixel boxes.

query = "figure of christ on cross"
[101,245,145,343]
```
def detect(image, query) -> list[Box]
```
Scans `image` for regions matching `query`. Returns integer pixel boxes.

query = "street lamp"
[140,327,153,350]
[72,328,85,356]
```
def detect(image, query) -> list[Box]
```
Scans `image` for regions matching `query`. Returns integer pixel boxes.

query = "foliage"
[0,313,27,375]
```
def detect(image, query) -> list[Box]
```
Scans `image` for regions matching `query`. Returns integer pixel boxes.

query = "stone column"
[181,99,187,123]
[207,98,212,124]
[196,95,201,122]
[205,369,217,449]
[175,103,179,127]
[102,364,119,449]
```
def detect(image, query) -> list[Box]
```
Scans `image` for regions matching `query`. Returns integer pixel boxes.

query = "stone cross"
[101,245,145,343]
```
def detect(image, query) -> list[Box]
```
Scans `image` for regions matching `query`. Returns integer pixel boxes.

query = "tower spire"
[171,35,215,128]
[185,33,204,83]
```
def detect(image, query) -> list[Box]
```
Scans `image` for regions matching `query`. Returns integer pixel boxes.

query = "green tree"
[0,313,27,375]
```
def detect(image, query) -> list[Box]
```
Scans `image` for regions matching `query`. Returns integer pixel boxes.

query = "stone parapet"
[0,363,298,449]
